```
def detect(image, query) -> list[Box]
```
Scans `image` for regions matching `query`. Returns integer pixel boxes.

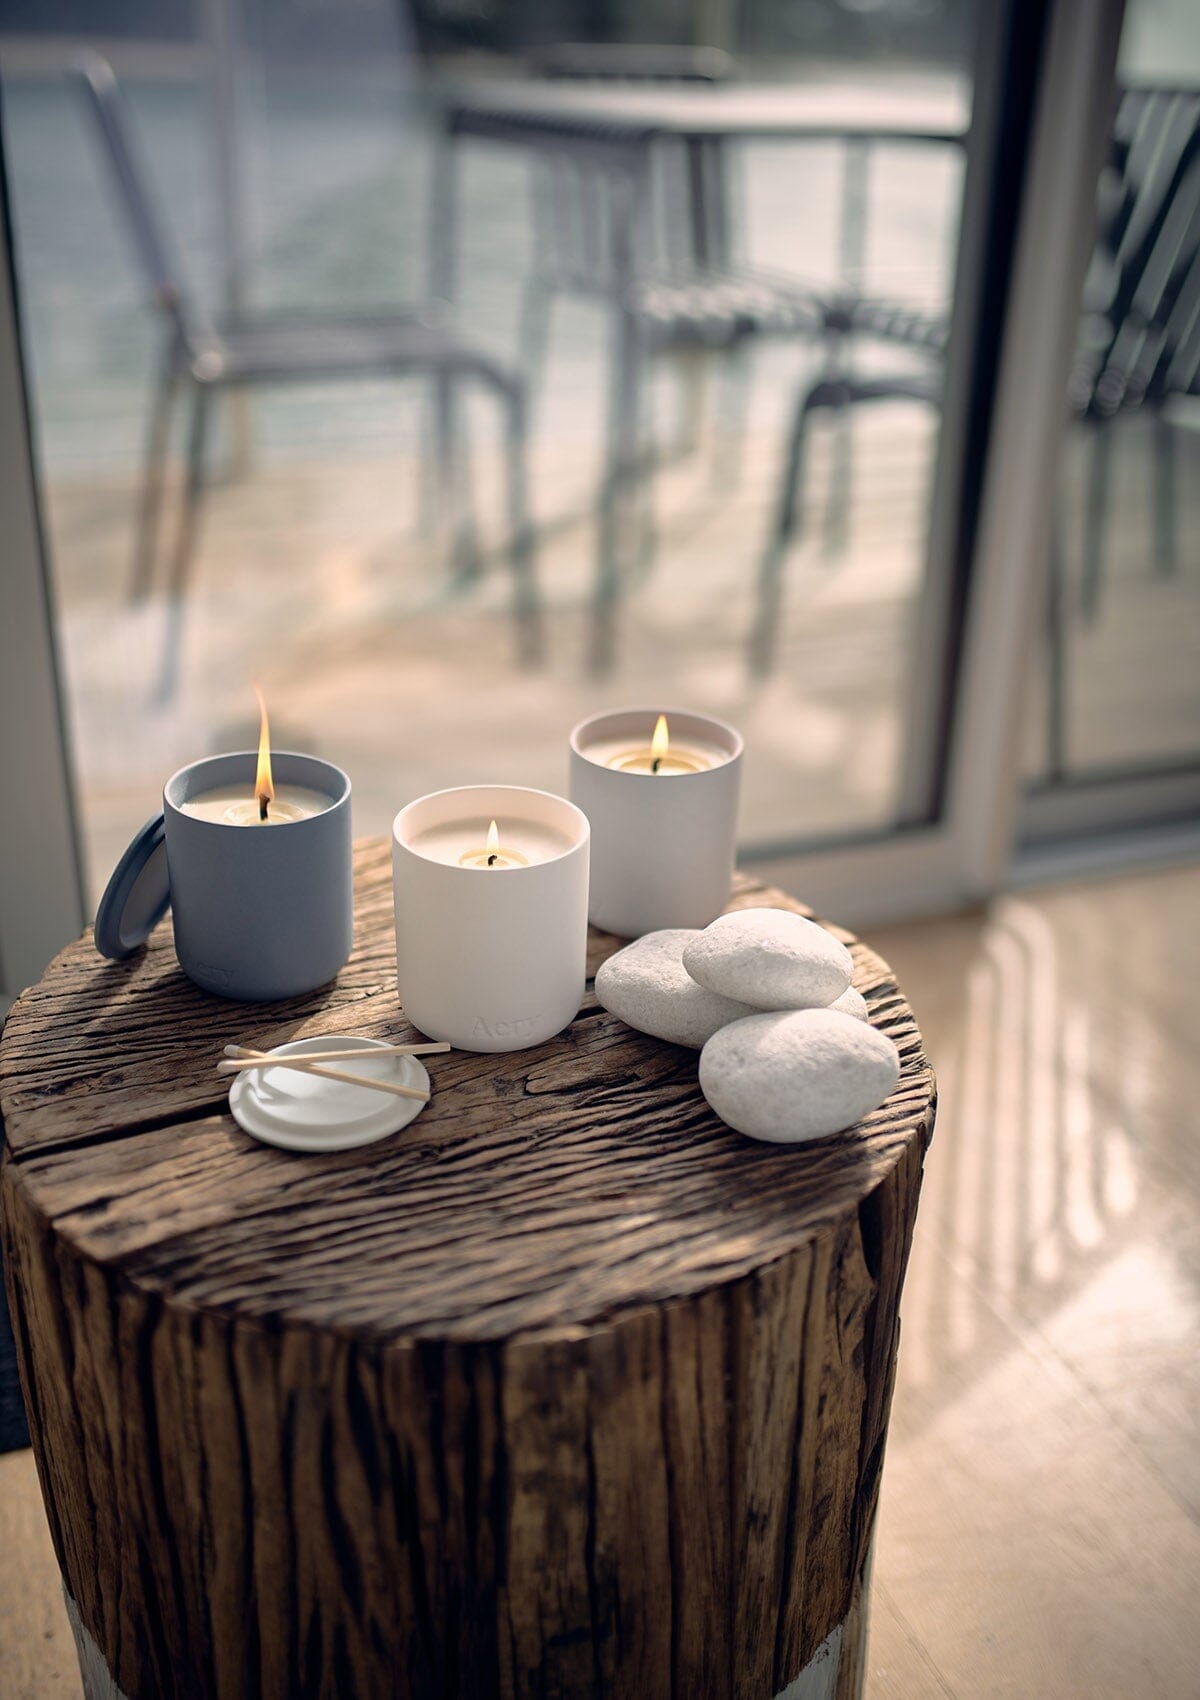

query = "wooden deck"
[40,402,1200,906]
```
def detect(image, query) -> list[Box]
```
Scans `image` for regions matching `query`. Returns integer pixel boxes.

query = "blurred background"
[2,0,1195,906]
[2,6,1200,1697]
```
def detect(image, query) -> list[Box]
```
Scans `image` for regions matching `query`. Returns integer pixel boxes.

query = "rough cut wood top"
[0,841,934,1345]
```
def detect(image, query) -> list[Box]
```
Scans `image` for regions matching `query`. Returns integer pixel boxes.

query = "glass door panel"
[1023,0,1200,834]
[3,3,987,904]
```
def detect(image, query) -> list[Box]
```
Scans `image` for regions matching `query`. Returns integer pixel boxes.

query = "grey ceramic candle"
[95,751,353,1001]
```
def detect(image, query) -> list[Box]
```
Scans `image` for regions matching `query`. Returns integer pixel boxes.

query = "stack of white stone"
[594,909,901,1143]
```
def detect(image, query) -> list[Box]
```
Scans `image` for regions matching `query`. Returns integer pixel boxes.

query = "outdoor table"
[432,75,968,294]
[436,76,969,151]
[1,841,935,1700]
[429,77,968,669]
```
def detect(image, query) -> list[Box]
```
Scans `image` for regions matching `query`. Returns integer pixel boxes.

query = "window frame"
[0,119,85,1008]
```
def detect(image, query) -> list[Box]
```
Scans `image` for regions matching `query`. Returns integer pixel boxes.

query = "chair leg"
[435,370,480,583]
[711,339,752,494]
[631,345,659,582]
[670,348,707,460]
[592,306,642,675]
[823,389,854,559]
[816,329,853,559]
[1080,422,1111,622]
[155,383,211,703]
[1152,413,1176,578]
[416,388,438,537]
[748,386,815,678]
[420,126,461,533]
[518,276,554,405]
[130,358,181,603]
[502,386,543,668]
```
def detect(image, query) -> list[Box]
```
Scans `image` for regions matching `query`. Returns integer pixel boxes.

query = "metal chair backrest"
[71,51,209,353]
[1075,86,1200,416]
[526,46,739,291]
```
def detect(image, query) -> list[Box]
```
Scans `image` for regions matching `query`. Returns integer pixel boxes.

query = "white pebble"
[830,984,868,1021]
[595,930,759,1049]
[699,1008,900,1143]
[682,908,853,1010]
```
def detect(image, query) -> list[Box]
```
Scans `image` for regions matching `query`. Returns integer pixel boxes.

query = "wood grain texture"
[1,842,934,1700]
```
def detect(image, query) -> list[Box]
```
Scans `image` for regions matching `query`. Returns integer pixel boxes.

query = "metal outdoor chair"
[1069,87,1200,617]
[513,42,743,615]
[513,60,958,671]
[748,84,1200,677]
[490,69,851,669]
[73,51,540,698]
[519,43,739,384]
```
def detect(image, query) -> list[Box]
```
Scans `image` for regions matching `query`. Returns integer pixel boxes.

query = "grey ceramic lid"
[94,815,171,960]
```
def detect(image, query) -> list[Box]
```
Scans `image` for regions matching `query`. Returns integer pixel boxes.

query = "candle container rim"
[393,784,589,872]
[164,749,351,828]
[569,705,744,773]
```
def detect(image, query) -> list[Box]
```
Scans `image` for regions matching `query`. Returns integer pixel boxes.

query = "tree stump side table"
[0,843,935,1700]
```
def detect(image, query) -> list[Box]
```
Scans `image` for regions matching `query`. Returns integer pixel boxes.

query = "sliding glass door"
[0,0,986,920]
[1020,0,1200,852]
[5,0,1188,991]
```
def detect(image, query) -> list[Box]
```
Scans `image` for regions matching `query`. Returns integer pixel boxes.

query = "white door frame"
[757,0,1132,926]
[0,142,85,1008]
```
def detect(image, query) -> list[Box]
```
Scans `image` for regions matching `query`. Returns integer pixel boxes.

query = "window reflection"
[2,3,973,898]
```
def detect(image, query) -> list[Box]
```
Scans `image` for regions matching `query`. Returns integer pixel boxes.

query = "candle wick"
[651,757,662,774]
[259,795,269,821]
[487,852,498,866]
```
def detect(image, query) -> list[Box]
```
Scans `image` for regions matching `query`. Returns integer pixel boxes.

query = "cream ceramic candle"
[392,785,590,1052]
[178,683,333,826]
[569,707,743,937]
[180,784,332,825]
[581,713,730,776]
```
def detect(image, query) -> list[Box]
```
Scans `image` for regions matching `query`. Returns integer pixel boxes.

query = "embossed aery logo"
[471,1014,539,1041]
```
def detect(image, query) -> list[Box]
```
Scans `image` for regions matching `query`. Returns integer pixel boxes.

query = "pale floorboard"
[2,862,1198,1696]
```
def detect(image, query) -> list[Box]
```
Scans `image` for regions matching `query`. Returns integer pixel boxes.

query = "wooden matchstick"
[219,1049,429,1103]
[224,1041,449,1064]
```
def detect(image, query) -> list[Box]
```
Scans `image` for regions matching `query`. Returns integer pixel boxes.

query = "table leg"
[421,126,459,537]
[592,161,649,672]
[825,139,871,556]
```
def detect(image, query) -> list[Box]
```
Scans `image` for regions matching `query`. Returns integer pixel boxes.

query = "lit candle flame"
[253,682,274,821]
[486,819,500,865]
[650,714,670,772]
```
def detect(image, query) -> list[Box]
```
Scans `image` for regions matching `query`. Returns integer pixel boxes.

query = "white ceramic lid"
[228,1035,430,1153]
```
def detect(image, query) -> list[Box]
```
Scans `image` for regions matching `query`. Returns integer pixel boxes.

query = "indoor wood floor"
[2,861,1198,1697]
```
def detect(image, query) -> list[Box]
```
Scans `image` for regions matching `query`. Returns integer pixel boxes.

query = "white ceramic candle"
[392,785,590,1052]
[569,707,743,937]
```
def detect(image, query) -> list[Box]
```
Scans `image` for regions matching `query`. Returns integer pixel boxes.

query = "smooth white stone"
[595,929,759,1049]
[699,1008,901,1143]
[682,908,853,1010]
[830,983,869,1021]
